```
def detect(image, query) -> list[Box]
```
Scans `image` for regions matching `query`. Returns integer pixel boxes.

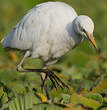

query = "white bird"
[1,1,98,97]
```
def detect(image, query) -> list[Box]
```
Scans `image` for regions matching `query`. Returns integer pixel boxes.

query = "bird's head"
[74,15,98,50]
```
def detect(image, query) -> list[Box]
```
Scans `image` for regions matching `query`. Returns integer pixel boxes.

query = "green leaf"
[71,93,101,110]
[92,80,107,93]
[8,92,41,110]
[33,102,64,110]
[84,93,103,103]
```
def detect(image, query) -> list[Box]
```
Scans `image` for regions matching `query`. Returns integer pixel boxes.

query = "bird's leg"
[17,64,68,98]
[16,51,30,72]
[17,62,68,89]
[21,68,69,89]
[40,67,48,89]
[16,52,68,92]
[40,67,50,100]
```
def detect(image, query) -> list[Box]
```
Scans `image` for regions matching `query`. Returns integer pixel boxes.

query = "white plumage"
[1,1,97,65]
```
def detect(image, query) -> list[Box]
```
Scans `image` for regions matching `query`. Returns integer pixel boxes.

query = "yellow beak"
[85,31,98,50]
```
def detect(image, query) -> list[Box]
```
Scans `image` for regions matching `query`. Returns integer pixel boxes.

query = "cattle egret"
[1,2,98,98]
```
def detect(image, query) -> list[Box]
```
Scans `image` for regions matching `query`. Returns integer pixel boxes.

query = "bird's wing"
[1,2,53,50]
[1,2,77,51]
[1,10,34,50]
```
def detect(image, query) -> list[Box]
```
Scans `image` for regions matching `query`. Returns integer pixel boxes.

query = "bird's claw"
[41,69,69,90]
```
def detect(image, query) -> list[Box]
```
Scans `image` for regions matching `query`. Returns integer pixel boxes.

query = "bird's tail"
[1,38,5,48]
[1,30,13,48]
[1,38,4,44]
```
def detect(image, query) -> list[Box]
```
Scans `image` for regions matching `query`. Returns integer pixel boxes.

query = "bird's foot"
[16,67,68,99]
[41,69,69,90]
[16,66,68,89]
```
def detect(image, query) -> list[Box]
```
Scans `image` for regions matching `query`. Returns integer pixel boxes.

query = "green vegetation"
[0,0,107,109]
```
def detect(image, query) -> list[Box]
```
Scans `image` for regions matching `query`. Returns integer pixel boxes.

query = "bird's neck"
[70,21,84,49]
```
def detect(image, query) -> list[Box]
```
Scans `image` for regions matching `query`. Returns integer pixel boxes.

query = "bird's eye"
[82,29,87,38]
